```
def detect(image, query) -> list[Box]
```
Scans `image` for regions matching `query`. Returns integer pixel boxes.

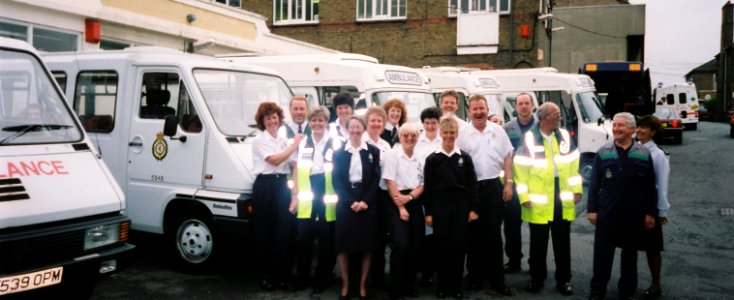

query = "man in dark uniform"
[587,112,657,300]
[285,95,312,138]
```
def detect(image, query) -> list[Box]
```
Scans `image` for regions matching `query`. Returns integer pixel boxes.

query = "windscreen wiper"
[0,124,71,144]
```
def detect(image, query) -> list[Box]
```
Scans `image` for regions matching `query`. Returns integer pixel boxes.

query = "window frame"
[0,18,81,52]
[73,70,119,133]
[214,0,241,8]
[448,0,511,17]
[356,0,407,22]
[273,0,320,26]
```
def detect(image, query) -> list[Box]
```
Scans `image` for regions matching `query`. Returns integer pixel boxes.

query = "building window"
[449,0,510,17]
[215,0,241,8]
[357,0,407,22]
[1,19,79,52]
[274,0,320,25]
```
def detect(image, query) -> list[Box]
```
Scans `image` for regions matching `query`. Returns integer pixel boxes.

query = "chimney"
[722,1,733,50]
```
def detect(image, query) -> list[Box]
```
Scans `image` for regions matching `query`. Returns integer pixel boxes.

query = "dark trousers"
[386,191,424,297]
[528,220,571,285]
[370,189,390,288]
[503,191,523,267]
[466,178,505,288]
[295,174,336,289]
[253,174,296,283]
[590,230,639,298]
[433,193,469,294]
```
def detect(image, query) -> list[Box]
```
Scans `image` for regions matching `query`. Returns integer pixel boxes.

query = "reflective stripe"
[287,179,294,189]
[516,184,529,194]
[298,160,313,168]
[568,176,582,186]
[560,192,574,201]
[514,155,534,166]
[298,191,314,201]
[531,145,545,153]
[324,194,338,204]
[554,150,580,164]
[323,162,333,172]
[532,159,548,168]
[528,194,548,204]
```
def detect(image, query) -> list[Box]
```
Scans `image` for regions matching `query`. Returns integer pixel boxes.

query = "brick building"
[243,0,628,69]
[686,59,717,101]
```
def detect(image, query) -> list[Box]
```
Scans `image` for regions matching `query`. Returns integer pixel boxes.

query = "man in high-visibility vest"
[513,102,582,296]
[290,106,340,294]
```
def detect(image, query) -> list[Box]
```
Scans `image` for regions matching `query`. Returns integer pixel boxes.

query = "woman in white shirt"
[251,102,304,291]
[636,115,671,299]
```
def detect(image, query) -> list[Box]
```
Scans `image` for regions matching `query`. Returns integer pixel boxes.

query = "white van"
[654,82,699,130]
[220,53,437,124]
[421,66,507,123]
[467,67,612,184]
[43,47,294,271]
[0,38,133,298]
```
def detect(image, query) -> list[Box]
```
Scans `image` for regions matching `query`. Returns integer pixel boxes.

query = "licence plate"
[0,267,63,296]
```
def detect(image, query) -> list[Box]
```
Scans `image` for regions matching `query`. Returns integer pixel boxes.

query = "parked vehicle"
[653,106,683,144]
[654,82,699,130]
[1,37,133,298]
[44,47,294,271]
[220,53,437,124]
[466,67,612,185]
[580,61,654,117]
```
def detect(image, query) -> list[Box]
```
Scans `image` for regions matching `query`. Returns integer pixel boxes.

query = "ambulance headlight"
[84,224,120,250]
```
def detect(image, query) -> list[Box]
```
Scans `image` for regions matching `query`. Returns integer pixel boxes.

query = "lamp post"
[538,13,564,67]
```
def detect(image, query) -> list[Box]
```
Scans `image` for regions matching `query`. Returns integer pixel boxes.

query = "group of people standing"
[249,89,670,300]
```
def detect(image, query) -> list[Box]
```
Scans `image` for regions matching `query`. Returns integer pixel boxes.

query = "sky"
[629,0,727,85]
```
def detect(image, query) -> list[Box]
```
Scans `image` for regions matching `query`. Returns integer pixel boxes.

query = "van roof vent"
[0,178,30,202]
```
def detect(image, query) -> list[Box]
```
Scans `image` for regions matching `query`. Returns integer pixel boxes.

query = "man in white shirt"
[457,94,514,296]
[439,90,469,129]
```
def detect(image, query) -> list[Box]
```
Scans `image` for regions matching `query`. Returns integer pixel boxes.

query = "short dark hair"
[637,115,662,136]
[439,90,459,104]
[420,106,442,123]
[254,102,284,131]
[332,92,355,110]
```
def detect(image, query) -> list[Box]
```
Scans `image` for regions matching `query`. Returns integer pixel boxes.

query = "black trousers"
[528,179,571,285]
[370,189,390,287]
[433,192,469,294]
[590,234,639,298]
[466,178,505,288]
[253,174,296,283]
[295,174,336,288]
[386,190,424,297]
[503,190,523,267]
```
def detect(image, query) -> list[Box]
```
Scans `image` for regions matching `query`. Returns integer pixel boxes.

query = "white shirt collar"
[419,132,440,143]
[399,144,417,160]
[385,122,397,131]
[345,140,368,153]
[437,145,461,157]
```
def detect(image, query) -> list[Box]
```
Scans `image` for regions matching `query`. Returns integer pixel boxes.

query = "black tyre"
[168,212,217,273]
[674,132,683,144]
[687,123,697,130]
[579,154,594,186]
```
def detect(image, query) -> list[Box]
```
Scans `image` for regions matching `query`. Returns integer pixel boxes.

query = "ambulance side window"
[140,72,177,120]
[678,92,686,104]
[73,71,118,133]
[666,94,675,105]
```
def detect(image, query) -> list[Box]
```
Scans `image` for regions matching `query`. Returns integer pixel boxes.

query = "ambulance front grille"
[0,229,85,274]
[0,178,29,202]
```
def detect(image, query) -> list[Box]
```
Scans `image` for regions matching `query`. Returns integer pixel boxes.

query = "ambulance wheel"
[169,212,217,273]
[579,154,594,186]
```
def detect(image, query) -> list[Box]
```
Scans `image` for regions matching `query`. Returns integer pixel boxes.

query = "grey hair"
[536,102,557,120]
[308,105,330,122]
[613,112,636,127]
[398,122,421,136]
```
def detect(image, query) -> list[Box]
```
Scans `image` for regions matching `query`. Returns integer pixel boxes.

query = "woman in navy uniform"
[251,102,304,291]
[423,117,479,299]
[333,116,382,300]
[587,113,657,300]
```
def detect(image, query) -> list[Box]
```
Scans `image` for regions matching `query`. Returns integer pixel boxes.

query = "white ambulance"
[0,37,133,298]
[654,82,699,130]
[43,47,294,271]
[219,53,437,123]
[420,66,506,122]
[468,67,612,184]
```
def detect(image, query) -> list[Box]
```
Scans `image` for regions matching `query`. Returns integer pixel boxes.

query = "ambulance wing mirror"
[164,115,187,143]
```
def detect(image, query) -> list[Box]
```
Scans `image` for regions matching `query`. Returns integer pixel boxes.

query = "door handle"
[128,141,143,147]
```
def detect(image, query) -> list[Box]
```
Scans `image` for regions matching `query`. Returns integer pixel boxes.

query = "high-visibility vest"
[295,134,341,222]
[513,125,583,224]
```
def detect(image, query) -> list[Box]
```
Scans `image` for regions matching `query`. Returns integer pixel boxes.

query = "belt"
[478,177,500,186]
[350,181,363,188]
[257,173,288,179]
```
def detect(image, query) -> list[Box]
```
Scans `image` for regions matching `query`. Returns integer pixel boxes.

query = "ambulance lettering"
[0,160,69,178]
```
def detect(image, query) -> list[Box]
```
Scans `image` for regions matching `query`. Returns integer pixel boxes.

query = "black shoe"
[643,286,661,299]
[436,291,447,299]
[467,281,482,291]
[525,281,544,293]
[260,279,274,291]
[503,263,521,274]
[557,282,573,296]
[452,291,464,299]
[492,285,514,296]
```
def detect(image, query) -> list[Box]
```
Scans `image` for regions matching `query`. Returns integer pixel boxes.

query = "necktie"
[391,127,397,143]
[298,124,302,134]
